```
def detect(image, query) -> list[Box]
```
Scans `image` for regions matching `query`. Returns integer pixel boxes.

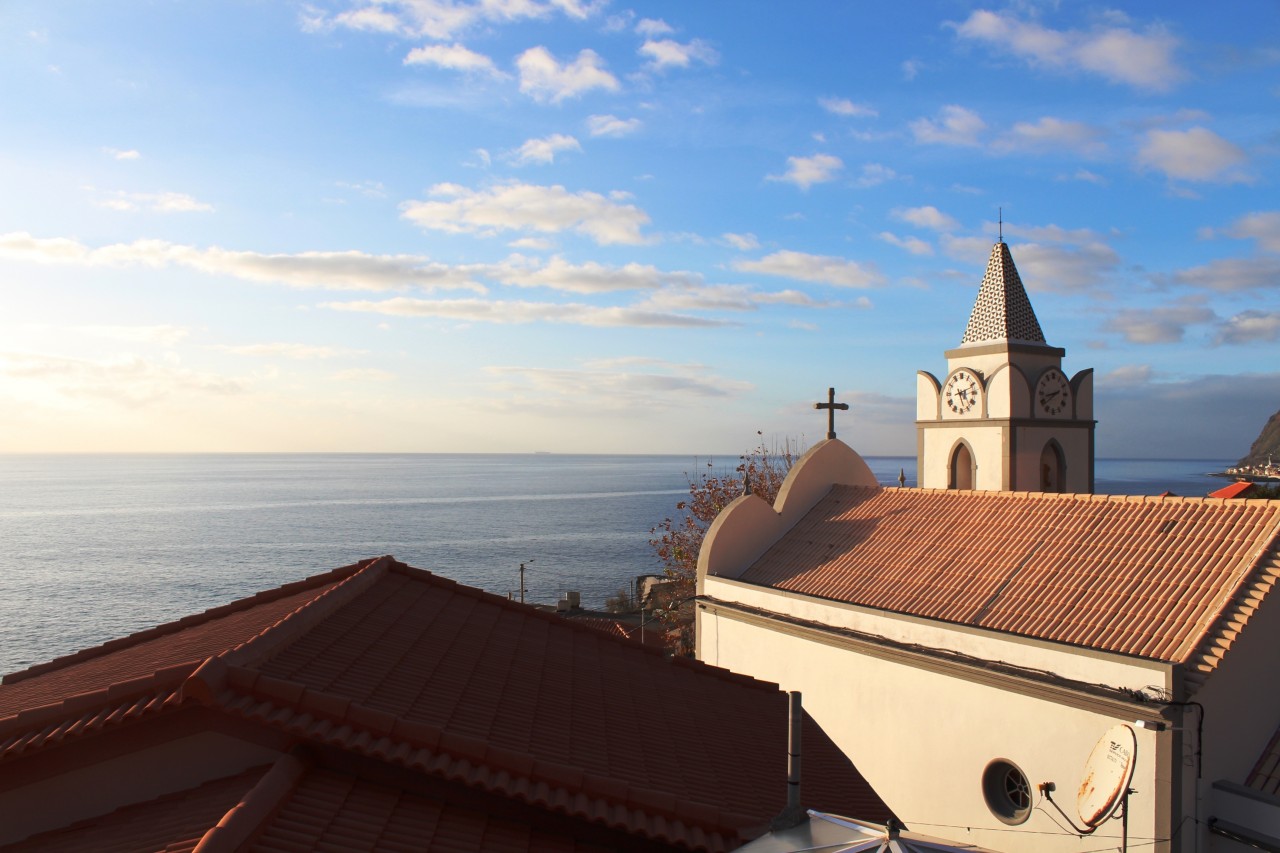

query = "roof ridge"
[388,561,691,660]
[217,556,397,669]
[1,558,377,686]
[196,680,745,848]
[191,752,308,853]
[1,683,186,764]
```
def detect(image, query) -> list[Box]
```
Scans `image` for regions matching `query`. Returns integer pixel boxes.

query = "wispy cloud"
[879,232,933,256]
[1103,302,1215,343]
[404,43,505,77]
[721,232,760,251]
[909,105,985,146]
[213,343,361,360]
[639,38,718,70]
[818,97,876,118]
[893,206,959,232]
[995,117,1106,156]
[853,163,897,188]
[635,18,674,37]
[104,147,141,161]
[508,133,582,166]
[1168,256,1280,293]
[0,351,242,407]
[0,231,484,292]
[326,297,730,328]
[400,181,651,245]
[586,114,641,137]
[1137,127,1251,183]
[1225,211,1280,253]
[92,190,214,213]
[308,0,600,41]
[516,47,619,102]
[492,256,698,293]
[767,154,844,190]
[952,9,1185,92]
[1214,310,1280,344]
[734,250,882,288]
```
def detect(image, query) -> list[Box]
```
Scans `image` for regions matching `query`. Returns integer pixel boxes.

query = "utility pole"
[519,560,534,604]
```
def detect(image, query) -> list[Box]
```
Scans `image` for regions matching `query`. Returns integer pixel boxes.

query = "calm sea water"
[0,453,1231,676]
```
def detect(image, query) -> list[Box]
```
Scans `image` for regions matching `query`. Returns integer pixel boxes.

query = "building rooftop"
[734,486,1280,691]
[0,557,889,851]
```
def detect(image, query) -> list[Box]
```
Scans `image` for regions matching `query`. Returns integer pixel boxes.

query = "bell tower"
[916,241,1095,493]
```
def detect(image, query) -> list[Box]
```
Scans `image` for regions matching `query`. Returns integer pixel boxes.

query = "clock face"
[1036,369,1071,416]
[944,370,980,415]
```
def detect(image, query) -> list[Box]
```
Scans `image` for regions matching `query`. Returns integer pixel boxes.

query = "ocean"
[0,453,1233,676]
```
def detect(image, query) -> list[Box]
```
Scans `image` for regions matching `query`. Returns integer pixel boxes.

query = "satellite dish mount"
[1038,724,1139,851]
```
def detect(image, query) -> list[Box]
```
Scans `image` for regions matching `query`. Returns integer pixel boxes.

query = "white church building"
[698,241,1280,852]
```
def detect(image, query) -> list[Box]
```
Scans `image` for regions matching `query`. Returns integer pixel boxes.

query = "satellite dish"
[1076,723,1137,827]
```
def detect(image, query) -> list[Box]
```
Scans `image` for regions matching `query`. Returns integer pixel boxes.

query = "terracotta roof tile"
[0,766,268,853]
[248,767,618,853]
[1209,481,1258,500]
[734,487,1280,679]
[0,560,371,719]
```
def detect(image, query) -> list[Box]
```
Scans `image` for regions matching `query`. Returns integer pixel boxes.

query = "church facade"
[695,242,1280,852]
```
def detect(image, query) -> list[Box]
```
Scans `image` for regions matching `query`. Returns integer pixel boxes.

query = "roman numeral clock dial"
[1036,369,1072,416]
[944,370,980,415]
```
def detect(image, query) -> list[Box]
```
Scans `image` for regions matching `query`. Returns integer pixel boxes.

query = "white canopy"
[735,810,997,853]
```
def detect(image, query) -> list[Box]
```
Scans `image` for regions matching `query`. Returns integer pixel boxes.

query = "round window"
[982,759,1032,825]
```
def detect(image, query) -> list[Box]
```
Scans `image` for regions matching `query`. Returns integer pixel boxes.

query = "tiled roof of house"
[960,242,1047,345]
[1,557,889,851]
[734,486,1280,688]
[1209,480,1257,500]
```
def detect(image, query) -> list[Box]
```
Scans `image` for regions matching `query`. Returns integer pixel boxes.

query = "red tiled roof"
[0,766,268,853]
[565,616,668,648]
[248,766,620,853]
[1208,480,1257,500]
[1,557,890,851]
[733,487,1280,683]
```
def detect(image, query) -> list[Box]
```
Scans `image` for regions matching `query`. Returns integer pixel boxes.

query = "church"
[695,240,1280,852]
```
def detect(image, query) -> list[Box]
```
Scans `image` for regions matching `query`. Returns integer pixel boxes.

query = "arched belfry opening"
[950,443,975,490]
[1040,441,1066,493]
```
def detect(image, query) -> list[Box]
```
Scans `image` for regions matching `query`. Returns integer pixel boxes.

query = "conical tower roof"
[960,241,1046,345]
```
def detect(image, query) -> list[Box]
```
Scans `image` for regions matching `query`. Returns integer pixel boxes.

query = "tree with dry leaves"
[648,435,798,655]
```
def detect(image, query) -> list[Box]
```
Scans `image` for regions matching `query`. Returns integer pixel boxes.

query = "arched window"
[1040,441,1066,492]
[950,443,975,490]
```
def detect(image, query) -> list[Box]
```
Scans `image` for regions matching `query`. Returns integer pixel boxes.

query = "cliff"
[1238,408,1280,467]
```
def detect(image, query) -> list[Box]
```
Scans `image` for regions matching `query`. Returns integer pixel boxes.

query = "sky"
[1,1,1278,458]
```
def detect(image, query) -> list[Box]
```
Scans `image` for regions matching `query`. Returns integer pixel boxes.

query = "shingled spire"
[960,241,1046,345]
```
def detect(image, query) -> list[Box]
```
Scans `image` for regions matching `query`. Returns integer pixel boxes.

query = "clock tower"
[916,241,1095,492]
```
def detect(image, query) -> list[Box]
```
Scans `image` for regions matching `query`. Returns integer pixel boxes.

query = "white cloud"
[995,117,1105,155]
[819,97,877,118]
[733,250,883,288]
[638,38,718,70]
[722,232,760,251]
[901,59,922,80]
[83,325,190,346]
[313,0,600,41]
[1012,241,1122,293]
[332,368,394,382]
[404,43,505,77]
[484,361,753,415]
[909,105,986,146]
[0,351,242,407]
[1169,256,1280,293]
[516,46,619,102]
[1137,127,1250,183]
[1067,169,1108,185]
[1226,211,1280,253]
[508,237,553,250]
[853,163,897,188]
[879,232,933,256]
[1214,310,1280,345]
[635,18,673,37]
[636,284,822,313]
[93,190,214,213]
[0,231,484,292]
[1001,223,1102,244]
[492,256,698,293]
[104,148,141,161]
[508,133,582,166]
[767,153,844,190]
[952,9,1184,91]
[400,181,650,245]
[586,114,641,137]
[326,297,729,328]
[214,343,358,360]
[893,206,959,232]
[1103,303,1215,343]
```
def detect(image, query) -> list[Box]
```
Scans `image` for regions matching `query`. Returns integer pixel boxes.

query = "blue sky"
[2,1,1277,457]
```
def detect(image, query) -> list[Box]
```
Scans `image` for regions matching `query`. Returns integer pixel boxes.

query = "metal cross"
[813,387,849,440]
